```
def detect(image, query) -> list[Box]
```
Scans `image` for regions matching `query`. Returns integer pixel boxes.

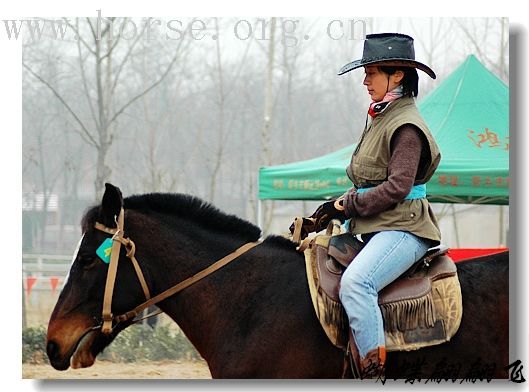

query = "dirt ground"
[22,360,211,379]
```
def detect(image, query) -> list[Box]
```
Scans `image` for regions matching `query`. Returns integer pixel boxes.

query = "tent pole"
[257,199,263,230]
[451,204,461,248]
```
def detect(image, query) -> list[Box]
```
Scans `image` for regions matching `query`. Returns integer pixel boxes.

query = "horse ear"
[101,183,123,226]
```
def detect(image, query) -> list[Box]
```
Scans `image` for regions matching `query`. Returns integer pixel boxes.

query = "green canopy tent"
[258,55,509,208]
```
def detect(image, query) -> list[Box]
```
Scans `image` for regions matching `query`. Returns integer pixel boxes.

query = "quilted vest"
[346,97,442,242]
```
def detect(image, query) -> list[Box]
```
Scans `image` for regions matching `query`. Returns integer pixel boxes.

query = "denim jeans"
[339,230,432,358]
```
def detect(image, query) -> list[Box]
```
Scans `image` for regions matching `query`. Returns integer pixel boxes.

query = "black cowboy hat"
[338,33,436,79]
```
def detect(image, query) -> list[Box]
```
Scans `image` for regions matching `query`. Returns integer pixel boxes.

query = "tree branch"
[109,19,149,99]
[107,35,187,126]
[76,19,99,129]
[99,18,126,63]
[455,18,486,60]
[86,16,97,41]
[62,17,96,55]
[23,63,99,148]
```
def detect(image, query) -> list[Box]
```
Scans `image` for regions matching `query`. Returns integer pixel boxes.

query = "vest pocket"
[352,156,387,181]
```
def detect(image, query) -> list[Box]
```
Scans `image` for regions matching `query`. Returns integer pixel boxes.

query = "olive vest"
[346,97,442,242]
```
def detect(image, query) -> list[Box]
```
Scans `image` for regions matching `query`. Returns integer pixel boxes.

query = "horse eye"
[77,253,97,266]
[77,253,92,262]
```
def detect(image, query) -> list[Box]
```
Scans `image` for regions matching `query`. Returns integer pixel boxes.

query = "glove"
[312,199,346,232]
[289,217,317,240]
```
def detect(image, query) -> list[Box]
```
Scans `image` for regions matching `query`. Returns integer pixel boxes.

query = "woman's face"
[363,66,403,102]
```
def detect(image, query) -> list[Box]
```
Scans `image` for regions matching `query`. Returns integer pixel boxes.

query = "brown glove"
[289,217,317,240]
[289,198,346,240]
[312,199,346,232]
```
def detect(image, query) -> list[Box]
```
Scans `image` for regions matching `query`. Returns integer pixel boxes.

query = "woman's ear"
[393,70,405,84]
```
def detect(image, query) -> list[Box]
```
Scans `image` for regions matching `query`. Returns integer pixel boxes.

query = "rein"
[93,207,263,334]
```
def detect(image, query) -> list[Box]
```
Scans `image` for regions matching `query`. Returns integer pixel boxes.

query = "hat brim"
[338,58,436,79]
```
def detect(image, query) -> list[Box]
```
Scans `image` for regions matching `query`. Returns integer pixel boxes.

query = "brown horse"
[46,183,509,379]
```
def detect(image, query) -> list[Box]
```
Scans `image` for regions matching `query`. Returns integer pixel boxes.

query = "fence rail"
[22,254,71,292]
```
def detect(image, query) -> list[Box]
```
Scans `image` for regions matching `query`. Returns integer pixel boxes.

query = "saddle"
[302,221,463,352]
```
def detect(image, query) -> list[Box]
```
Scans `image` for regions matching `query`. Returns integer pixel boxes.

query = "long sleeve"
[343,124,424,218]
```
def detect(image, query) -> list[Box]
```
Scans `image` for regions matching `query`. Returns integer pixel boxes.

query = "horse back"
[386,251,509,380]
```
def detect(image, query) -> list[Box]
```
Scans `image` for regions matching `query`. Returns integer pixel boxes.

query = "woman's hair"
[379,66,419,97]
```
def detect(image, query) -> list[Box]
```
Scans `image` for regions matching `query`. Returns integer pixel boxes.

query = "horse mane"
[81,192,263,242]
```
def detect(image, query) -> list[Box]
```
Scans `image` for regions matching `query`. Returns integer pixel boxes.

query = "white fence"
[22,254,71,292]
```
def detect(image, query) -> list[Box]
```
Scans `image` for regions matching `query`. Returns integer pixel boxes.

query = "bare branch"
[76,19,99,128]
[454,18,486,59]
[99,18,127,63]
[109,19,149,99]
[86,15,114,43]
[107,35,187,127]
[23,63,99,148]
[86,16,97,41]
[62,17,95,55]
[224,28,254,101]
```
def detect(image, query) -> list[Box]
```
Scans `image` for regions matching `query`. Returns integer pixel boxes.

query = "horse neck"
[125,210,268,360]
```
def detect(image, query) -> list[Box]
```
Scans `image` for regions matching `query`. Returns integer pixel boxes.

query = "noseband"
[93,208,262,334]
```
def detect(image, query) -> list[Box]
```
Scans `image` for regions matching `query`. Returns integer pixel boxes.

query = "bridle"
[92,207,263,335]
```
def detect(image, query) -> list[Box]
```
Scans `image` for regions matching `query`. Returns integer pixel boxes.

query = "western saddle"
[294,219,463,358]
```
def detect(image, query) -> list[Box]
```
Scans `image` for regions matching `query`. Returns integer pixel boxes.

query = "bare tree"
[261,17,277,168]
[454,17,508,81]
[23,17,187,198]
[208,17,226,203]
[409,18,456,95]
[258,18,279,232]
[132,38,186,193]
[23,101,64,250]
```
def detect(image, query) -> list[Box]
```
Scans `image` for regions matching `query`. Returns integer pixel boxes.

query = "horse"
[46,183,509,379]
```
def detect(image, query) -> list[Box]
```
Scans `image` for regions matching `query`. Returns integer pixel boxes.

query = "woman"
[293,33,442,377]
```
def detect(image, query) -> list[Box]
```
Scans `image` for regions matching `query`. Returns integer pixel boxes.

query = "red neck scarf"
[368,85,403,118]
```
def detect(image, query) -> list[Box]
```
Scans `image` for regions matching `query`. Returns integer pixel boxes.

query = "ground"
[22,360,211,379]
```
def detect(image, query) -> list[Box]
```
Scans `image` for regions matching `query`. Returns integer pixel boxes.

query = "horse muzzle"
[46,314,102,370]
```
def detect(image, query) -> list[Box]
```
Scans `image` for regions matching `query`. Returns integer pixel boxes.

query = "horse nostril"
[46,340,59,360]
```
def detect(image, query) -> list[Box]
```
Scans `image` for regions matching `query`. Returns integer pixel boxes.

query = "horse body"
[46,184,509,378]
[124,209,344,377]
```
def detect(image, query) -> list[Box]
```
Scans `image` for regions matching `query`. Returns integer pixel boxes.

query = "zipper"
[353,113,373,156]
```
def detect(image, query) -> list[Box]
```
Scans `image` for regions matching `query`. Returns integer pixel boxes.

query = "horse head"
[46,183,152,370]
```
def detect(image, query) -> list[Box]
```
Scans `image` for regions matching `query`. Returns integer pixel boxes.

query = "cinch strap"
[357,183,426,200]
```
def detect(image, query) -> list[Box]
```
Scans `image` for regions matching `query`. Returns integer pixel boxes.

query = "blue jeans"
[339,230,431,358]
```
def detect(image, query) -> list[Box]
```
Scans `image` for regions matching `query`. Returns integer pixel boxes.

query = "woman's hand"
[288,217,317,240]
[288,197,346,240]
[312,198,346,231]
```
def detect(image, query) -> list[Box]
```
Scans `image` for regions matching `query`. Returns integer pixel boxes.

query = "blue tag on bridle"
[96,238,113,264]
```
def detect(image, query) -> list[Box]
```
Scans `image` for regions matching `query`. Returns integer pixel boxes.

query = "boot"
[360,346,386,380]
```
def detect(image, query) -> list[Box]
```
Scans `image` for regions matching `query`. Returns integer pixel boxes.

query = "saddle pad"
[304,237,463,352]
[304,247,349,348]
[384,275,463,351]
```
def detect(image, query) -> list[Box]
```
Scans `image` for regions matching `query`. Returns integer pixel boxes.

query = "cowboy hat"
[338,33,436,79]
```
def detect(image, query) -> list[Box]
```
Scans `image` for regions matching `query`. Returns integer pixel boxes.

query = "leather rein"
[92,208,263,335]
